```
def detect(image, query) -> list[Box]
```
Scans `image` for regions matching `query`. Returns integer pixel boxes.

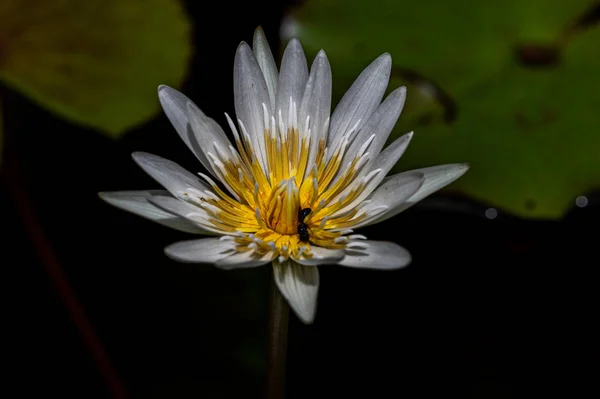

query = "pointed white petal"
[164,238,238,264]
[98,190,207,234]
[275,39,308,129]
[339,87,406,170]
[299,50,332,178]
[354,171,425,228]
[215,251,274,270]
[327,53,392,154]
[253,27,278,110]
[158,86,232,178]
[158,85,190,145]
[157,86,209,170]
[273,260,319,324]
[186,101,232,167]
[338,241,411,270]
[233,42,270,173]
[371,131,413,172]
[147,195,224,235]
[368,164,470,225]
[295,246,344,266]
[132,152,210,199]
[403,163,470,204]
[332,132,414,216]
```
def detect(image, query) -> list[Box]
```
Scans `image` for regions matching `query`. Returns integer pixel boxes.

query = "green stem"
[266,271,289,399]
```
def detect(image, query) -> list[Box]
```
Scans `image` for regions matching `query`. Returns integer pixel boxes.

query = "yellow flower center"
[185,103,379,261]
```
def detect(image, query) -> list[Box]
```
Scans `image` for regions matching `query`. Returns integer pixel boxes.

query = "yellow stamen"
[195,104,380,263]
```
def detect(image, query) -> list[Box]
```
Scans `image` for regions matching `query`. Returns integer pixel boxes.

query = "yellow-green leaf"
[287,0,600,219]
[0,0,192,137]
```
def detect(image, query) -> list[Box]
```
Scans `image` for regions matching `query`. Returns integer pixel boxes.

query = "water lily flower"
[99,27,468,323]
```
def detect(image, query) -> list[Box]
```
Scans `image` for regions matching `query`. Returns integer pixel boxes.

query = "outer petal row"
[327,53,392,158]
[366,163,470,226]
[164,238,275,269]
[157,85,231,178]
[98,190,210,234]
[273,260,319,324]
[252,27,278,111]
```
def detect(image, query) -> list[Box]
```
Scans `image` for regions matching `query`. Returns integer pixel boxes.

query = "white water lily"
[99,27,468,323]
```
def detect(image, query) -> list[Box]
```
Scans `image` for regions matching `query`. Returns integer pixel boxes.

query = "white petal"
[148,195,224,235]
[158,86,216,176]
[368,164,470,225]
[295,246,344,266]
[165,238,237,264]
[186,101,232,172]
[98,190,206,234]
[215,251,274,270]
[253,27,278,111]
[299,50,332,178]
[273,260,319,324]
[338,241,411,270]
[132,152,210,199]
[275,39,308,130]
[327,53,392,155]
[355,171,425,228]
[371,131,413,172]
[339,87,406,171]
[158,85,190,145]
[233,42,270,173]
[331,131,414,217]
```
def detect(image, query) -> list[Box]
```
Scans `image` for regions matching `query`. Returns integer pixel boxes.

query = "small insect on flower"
[99,27,469,323]
[297,208,312,243]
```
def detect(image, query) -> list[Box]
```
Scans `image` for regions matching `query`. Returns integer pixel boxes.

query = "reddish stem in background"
[2,149,128,399]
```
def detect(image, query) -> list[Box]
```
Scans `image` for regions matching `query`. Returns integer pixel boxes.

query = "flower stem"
[267,271,289,399]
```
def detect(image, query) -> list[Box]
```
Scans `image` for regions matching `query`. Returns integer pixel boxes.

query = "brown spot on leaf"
[541,108,558,126]
[515,44,560,68]
[515,112,531,130]
[525,199,537,211]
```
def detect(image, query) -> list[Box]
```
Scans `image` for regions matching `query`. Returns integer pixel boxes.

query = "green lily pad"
[0,0,192,137]
[285,0,600,218]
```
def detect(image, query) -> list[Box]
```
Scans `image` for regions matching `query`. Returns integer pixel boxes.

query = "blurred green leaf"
[286,0,600,218]
[0,0,192,137]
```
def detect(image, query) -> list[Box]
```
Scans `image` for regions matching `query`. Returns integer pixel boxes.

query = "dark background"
[2,0,598,398]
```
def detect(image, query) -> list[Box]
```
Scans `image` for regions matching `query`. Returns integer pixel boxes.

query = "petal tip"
[395,248,412,270]
[236,41,252,54]
[131,151,159,168]
[131,151,147,162]
[300,313,316,324]
[254,25,265,37]
[289,37,302,46]
[294,303,316,324]
[163,245,177,261]
[378,52,392,65]
[454,162,471,176]
[164,244,187,263]
[97,192,118,203]
[157,84,177,98]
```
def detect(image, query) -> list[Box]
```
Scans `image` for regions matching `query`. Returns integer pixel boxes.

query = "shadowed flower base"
[99,27,468,324]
